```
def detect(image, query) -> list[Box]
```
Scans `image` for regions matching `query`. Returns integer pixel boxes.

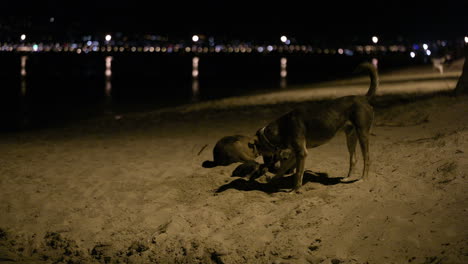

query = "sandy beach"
[0,60,467,264]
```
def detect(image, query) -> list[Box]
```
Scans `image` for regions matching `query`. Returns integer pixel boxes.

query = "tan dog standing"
[253,63,379,192]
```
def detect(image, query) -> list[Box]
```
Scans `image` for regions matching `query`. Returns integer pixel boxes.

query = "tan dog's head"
[251,129,277,156]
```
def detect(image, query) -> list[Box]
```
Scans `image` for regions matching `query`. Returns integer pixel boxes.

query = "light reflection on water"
[191,78,200,102]
[105,56,113,115]
[280,57,288,89]
[17,55,290,114]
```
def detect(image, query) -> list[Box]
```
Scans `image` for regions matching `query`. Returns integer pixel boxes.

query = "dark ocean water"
[0,52,422,131]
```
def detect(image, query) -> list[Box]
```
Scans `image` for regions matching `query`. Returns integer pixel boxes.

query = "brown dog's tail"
[202,160,218,168]
[355,62,379,99]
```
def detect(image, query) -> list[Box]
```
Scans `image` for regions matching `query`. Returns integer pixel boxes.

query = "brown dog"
[252,63,379,192]
[202,135,285,179]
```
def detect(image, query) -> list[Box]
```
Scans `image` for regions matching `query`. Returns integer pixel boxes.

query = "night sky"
[2,1,467,42]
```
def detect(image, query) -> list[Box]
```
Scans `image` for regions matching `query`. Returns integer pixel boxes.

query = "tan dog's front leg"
[268,153,296,182]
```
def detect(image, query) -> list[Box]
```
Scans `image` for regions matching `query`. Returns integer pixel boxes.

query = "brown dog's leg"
[344,124,358,179]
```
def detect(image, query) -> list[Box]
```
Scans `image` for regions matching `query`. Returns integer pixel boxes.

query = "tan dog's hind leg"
[357,128,370,180]
[344,125,358,179]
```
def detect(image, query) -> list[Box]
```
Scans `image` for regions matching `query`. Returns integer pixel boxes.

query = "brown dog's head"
[203,135,259,168]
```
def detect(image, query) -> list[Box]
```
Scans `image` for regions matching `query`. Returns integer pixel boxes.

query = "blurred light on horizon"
[105,35,112,42]
[50,17,55,23]
[465,36,468,43]
[192,35,199,42]
[280,35,288,43]
[423,43,428,50]
[344,49,354,56]
[20,34,26,41]
[372,36,378,44]
[32,44,38,52]
[426,49,431,56]
[410,51,416,58]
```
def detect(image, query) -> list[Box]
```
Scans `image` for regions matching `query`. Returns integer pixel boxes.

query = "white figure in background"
[431,54,451,74]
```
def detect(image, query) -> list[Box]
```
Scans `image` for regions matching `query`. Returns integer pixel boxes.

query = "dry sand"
[0,61,467,264]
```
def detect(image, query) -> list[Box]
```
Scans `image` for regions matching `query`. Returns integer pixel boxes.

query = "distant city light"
[105,35,112,42]
[50,17,55,23]
[32,44,38,51]
[267,45,273,52]
[465,36,468,43]
[338,48,344,54]
[372,36,378,44]
[410,51,416,58]
[192,35,199,42]
[280,35,288,43]
[344,49,354,56]
[20,34,26,41]
[422,43,428,50]
[426,49,431,56]
[86,41,92,46]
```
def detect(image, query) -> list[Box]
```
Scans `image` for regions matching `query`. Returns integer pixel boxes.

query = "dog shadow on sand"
[216,170,358,194]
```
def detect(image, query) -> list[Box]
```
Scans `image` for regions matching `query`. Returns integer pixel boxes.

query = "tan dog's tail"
[355,62,379,99]
[202,160,218,168]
